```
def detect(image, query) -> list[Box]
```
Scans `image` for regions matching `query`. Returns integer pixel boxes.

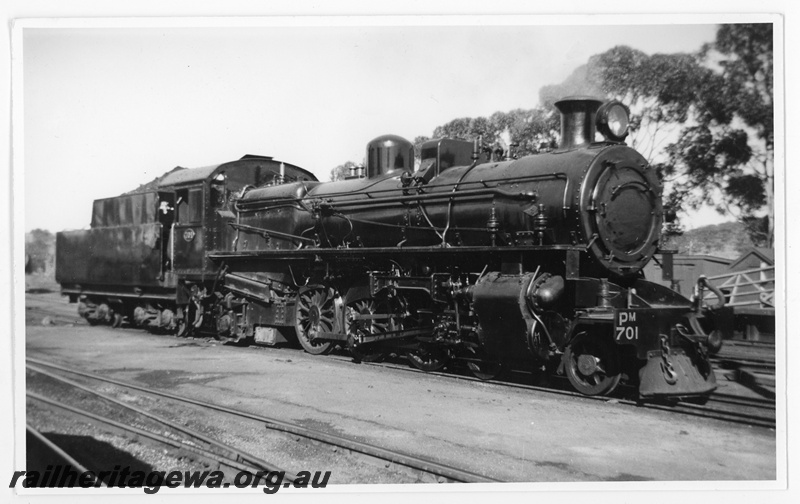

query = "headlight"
[595,101,630,142]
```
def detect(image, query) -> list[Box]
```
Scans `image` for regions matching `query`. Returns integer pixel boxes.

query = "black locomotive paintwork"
[233,142,660,278]
[56,155,315,319]
[57,191,175,300]
[56,98,721,398]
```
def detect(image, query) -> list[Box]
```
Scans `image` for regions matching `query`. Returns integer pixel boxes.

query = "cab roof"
[157,155,318,188]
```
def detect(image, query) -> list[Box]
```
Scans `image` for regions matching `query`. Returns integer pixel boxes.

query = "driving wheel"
[295,287,335,355]
[346,299,389,363]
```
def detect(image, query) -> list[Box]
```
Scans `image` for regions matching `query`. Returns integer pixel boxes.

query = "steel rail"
[711,353,775,364]
[26,357,500,484]
[724,340,775,349]
[26,423,105,486]
[681,397,775,419]
[710,391,776,406]
[325,355,776,429]
[27,363,295,480]
[711,357,775,370]
[27,392,294,482]
[703,394,775,409]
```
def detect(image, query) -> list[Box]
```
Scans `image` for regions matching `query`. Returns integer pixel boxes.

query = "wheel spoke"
[346,298,392,363]
[295,287,335,355]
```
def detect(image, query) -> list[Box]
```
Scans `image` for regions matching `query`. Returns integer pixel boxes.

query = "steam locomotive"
[56,97,725,398]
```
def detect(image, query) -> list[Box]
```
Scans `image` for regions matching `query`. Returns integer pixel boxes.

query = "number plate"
[614,310,642,342]
[612,308,689,358]
[613,308,665,347]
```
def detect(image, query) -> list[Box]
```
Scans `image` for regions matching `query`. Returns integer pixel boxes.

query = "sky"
[21,20,737,232]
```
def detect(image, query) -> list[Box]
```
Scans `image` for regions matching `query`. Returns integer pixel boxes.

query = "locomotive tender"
[57,97,724,398]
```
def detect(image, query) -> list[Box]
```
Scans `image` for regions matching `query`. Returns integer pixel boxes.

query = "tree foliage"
[682,23,774,246]
[25,229,55,274]
[328,24,774,247]
[661,221,756,259]
[430,109,559,158]
[539,24,774,246]
[330,109,559,180]
[330,161,358,181]
[539,46,720,162]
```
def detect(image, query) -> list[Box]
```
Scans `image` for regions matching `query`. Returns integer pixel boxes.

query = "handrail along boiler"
[57,97,724,398]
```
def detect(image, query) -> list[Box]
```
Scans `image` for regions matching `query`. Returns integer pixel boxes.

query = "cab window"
[176,187,203,223]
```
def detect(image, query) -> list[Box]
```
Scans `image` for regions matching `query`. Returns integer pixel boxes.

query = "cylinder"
[471,272,536,361]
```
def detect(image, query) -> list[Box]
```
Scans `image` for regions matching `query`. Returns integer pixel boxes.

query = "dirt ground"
[21,291,777,485]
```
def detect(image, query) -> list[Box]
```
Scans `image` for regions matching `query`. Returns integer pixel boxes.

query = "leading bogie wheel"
[462,345,505,381]
[295,287,335,355]
[406,343,448,372]
[563,333,622,396]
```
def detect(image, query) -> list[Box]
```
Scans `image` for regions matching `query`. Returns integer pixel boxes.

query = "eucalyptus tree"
[538,24,774,245]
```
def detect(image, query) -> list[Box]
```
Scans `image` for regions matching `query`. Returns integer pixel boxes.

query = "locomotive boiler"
[57,96,725,398]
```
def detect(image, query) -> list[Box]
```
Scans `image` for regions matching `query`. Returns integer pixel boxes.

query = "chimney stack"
[554,96,603,149]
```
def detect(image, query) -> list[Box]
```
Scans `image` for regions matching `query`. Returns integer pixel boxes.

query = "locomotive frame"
[56,97,727,399]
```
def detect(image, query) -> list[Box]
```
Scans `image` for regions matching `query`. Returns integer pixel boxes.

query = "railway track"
[711,355,775,373]
[318,351,777,430]
[26,357,501,484]
[30,292,777,405]
[36,315,777,431]
[27,300,777,437]
[722,340,775,349]
[26,424,106,487]
[27,366,301,486]
[27,392,290,485]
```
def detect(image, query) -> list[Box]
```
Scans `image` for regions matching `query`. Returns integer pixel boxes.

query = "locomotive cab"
[159,156,319,280]
[172,184,207,273]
